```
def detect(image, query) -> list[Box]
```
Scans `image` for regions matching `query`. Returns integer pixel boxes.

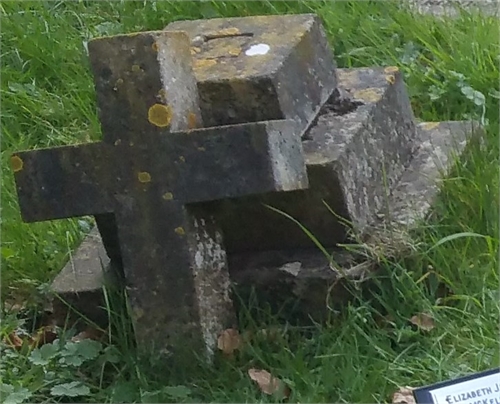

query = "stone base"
[49,119,480,328]
[51,227,119,329]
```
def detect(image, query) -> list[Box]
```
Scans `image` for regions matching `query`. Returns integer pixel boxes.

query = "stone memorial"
[11,30,309,356]
[11,14,481,358]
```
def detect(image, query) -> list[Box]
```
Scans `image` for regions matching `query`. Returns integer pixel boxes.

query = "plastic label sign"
[414,368,500,404]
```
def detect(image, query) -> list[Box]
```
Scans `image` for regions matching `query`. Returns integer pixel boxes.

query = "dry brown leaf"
[409,312,435,331]
[392,386,416,404]
[3,332,25,350]
[248,368,290,398]
[217,328,242,355]
[71,327,106,342]
[3,331,34,350]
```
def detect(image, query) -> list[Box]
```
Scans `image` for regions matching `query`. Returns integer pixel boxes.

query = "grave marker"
[11,14,481,355]
[12,30,308,357]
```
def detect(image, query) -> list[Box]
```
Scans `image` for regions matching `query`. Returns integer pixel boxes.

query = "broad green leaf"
[2,387,32,404]
[162,385,192,400]
[50,382,90,397]
[29,343,59,366]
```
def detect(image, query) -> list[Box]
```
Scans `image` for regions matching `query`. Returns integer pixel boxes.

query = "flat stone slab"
[48,119,480,326]
[51,227,115,329]
[165,14,337,131]
[213,66,418,253]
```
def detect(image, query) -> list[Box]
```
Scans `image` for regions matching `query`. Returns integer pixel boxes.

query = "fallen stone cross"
[11,30,309,357]
[11,14,481,356]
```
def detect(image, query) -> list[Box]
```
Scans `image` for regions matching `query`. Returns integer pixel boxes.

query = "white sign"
[414,369,500,404]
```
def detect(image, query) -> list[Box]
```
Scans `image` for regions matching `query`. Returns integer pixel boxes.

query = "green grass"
[1,1,498,403]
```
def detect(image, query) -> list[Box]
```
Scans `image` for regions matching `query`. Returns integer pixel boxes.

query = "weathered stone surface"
[12,119,307,356]
[376,120,483,229]
[230,119,481,320]
[89,30,205,271]
[51,227,116,329]
[88,30,203,143]
[166,14,337,131]
[212,67,417,253]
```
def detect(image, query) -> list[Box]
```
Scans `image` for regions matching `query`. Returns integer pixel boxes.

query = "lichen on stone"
[148,103,173,127]
[10,155,23,172]
[174,226,185,236]
[137,172,151,183]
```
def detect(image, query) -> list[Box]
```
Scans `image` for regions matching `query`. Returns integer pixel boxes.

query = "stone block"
[166,14,337,131]
[230,119,482,321]
[88,30,203,143]
[51,227,115,329]
[212,67,418,253]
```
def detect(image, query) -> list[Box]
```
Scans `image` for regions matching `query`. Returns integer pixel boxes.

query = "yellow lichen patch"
[151,41,159,52]
[129,141,134,147]
[10,155,23,172]
[162,192,173,200]
[384,66,399,74]
[174,226,185,236]
[227,47,241,56]
[179,156,186,163]
[187,112,198,129]
[197,146,206,152]
[385,74,396,85]
[421,122,440,130]
[137,171,151,183]
[353,88,382,103]
[148,103,172,127]
[193,58,217,71]
[131,64,143,73]
[214,27,240,37]
[337,70,359,87]
[190,46,201,55]
[114,139,122,146]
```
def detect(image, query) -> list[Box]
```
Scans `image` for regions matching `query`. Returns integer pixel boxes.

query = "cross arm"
[11,142,114,222]
[163,119,309,203]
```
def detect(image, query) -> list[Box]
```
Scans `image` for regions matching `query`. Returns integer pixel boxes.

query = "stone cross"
[11,31,308,357]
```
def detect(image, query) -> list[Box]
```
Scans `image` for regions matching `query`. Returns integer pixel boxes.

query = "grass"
[1,0,498,403]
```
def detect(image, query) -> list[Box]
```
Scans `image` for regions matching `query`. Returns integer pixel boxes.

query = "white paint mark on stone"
[245,43,270,56]
[280,262,302,276]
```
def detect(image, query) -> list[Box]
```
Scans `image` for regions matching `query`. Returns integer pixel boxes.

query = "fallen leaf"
[248,368,290,398]
[3,332,25,350]
[217,328,241,355]
[3,331,34,350]
[409,312,435,331]
[392,386,416,404]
